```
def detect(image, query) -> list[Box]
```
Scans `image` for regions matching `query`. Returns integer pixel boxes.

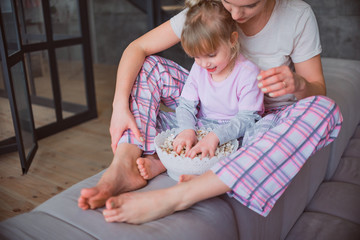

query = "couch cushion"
[0,171,238,240]
[331,157,360,186]
[323,58,360,179]
[342,138,360,158]
[0,212,97,240]
[285,212,360,240]
[305,181,360,225]
[352,124,360,138]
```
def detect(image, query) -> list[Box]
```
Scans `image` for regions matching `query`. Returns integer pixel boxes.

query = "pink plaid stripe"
[211,96,343,216]
[119,56,189,153]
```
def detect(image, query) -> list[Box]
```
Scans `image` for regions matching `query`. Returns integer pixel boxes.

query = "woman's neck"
[239,0,276,36]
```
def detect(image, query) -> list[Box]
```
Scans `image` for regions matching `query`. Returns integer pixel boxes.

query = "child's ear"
[230,31,239,46]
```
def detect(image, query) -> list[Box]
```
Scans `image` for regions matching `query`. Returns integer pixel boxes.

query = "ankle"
[169,183,194,211]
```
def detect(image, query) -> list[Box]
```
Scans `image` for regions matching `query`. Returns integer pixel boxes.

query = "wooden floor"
[0,64,117,221]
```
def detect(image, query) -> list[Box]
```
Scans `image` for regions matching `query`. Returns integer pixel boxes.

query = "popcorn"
[160,129,235,158]
[154,128,239,181]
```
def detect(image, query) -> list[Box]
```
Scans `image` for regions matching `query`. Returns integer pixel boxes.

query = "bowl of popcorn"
[154,128,239,181]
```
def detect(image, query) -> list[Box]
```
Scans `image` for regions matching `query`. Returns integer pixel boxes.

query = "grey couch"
[1,57,360,240]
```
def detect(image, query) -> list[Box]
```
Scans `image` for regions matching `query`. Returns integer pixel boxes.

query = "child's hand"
[186,132,219,159]
[173,129,198,155]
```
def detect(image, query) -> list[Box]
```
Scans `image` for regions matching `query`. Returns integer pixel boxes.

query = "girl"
[137,0,264,180]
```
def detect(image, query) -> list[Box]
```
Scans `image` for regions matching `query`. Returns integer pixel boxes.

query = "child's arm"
[186,110,261,159]
[212,110,261,145]
[173,97,199,154]
[175,97,198,133]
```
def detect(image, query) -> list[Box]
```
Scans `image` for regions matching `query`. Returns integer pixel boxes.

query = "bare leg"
[136,153,166,180]
[102,171,230,224]
[78,143,146,210]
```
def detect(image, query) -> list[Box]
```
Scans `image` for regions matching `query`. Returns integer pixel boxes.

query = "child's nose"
[202,61,210,68]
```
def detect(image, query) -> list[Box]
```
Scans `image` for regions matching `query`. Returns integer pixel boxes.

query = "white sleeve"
[169,9,188,39]
[291,6,322,63]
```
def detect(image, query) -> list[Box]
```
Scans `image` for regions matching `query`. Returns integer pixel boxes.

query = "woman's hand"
[109,107,143,154]
[186,132,219,159]
[173,129,198,155]
[257,65,305,98]
[257,55,326,99]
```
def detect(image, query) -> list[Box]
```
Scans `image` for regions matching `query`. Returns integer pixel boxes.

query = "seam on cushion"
[0,223,35,240]
[302,211,360,226]
[322,180,360,189]
[304,181,360,225]
[219,194,244,240]
[328,178,360,187]
[31,210,98,239]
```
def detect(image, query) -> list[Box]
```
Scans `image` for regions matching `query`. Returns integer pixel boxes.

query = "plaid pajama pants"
[119,55,343,217]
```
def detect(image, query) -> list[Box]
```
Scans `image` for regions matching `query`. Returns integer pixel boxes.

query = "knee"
[143,55,164,69]
[317,96,341,116]
[306,95,343,124]
[301,95,337,111]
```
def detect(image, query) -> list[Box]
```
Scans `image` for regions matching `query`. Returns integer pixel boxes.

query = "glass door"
[0,0,96,173]
[0,0,37,173]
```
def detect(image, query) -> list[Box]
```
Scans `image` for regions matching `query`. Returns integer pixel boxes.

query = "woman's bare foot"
[78,166,119,210]
[136,154,166,180]
[78,143,146,210]
[103,187,179,224]
[102,171,231,224]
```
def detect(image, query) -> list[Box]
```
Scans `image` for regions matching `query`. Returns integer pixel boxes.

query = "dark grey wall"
[89,0,148,65]
[89,0,187,66]
[89,0,360,65]
[304,0,360,60]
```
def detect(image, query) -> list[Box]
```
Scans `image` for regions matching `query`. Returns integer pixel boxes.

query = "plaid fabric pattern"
[211,95,343,216]
[119,56,188,153]
[120,56,343,216]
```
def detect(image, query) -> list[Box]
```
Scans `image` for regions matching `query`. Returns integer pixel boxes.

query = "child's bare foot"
[136,154,166,180]
[179,174,198,183]
[78,143,146,210]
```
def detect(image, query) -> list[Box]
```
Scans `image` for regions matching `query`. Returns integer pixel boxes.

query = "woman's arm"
[292,54,326,99]
[257,54,326,100]
[110,21,181,153]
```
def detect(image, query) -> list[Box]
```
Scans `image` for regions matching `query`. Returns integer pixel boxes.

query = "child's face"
[194,42,233,78]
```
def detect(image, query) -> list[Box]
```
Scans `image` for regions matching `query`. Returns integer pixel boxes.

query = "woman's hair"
[181,0,240,61]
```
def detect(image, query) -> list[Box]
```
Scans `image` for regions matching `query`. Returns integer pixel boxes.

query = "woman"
[78,0,343,224]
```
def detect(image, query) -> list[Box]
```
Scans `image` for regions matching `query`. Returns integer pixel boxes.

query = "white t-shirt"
[170,0,322,109]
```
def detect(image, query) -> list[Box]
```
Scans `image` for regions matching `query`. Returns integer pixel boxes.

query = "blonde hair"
[181,0,240,61]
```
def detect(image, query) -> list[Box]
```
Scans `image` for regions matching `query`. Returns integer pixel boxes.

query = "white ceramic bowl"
[154,128,239,181]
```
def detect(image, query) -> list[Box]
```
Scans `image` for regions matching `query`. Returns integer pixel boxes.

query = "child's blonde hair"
[181,0,240,61]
